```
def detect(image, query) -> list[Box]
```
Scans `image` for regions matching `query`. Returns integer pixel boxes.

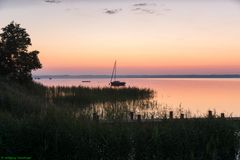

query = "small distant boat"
[82,80,91,83]
[109,60,126,87]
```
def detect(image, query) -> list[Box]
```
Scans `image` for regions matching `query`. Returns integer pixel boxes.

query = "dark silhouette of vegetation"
[47,86,154,107]
[0,78,154,116]
[0,22,42,81]
[0,79,240,159]
[1,113,238,160]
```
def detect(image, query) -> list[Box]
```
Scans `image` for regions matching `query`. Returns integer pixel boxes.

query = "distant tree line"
[0,22,42,81]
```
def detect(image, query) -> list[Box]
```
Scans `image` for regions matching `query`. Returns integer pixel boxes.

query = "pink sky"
[1,0,240,75]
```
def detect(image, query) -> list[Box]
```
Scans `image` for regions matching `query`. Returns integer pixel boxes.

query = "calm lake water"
[36,78,240,116]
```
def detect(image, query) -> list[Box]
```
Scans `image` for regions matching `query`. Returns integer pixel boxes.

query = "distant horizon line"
[33,74,240,79]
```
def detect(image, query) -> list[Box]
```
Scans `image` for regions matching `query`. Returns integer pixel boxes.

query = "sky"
[1,0,240,75]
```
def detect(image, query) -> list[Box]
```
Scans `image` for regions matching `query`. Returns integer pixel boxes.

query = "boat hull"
[110,81,126,87]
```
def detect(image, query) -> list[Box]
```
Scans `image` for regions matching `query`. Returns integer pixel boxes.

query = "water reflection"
[36,78,240,116]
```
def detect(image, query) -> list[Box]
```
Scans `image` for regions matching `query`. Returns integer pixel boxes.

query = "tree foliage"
[0,22,42,81]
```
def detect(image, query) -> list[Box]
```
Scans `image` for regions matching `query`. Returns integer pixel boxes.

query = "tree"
[0,21,42,81]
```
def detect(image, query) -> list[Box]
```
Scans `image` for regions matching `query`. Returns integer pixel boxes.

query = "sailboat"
[110,61,126,87]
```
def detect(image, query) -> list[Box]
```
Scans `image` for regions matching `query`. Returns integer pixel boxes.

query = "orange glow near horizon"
[35,41,240,74]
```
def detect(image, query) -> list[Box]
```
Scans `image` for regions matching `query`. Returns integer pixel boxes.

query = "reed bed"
[0,111,239,160]
[0,79,240,160]
[46,85,154,107]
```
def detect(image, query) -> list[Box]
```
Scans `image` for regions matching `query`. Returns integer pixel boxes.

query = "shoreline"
[33,74,240,79]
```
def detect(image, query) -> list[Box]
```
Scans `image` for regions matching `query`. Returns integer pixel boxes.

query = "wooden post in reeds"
[180,113,184,119]
[163,114,167,120]
[169,111,173,120]
[129,112,134,120]
[93,113,99,122]
[137,115,141,122]
[151,115,154,120]
[208,110,213,119]
[221,113,225,118]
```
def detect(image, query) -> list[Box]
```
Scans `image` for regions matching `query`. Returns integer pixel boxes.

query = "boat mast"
[110,60,116,83]
[114,61,117,81]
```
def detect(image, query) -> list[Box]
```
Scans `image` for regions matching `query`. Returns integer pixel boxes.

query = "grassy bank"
[0,112,239,160]
[0,79,240,160]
